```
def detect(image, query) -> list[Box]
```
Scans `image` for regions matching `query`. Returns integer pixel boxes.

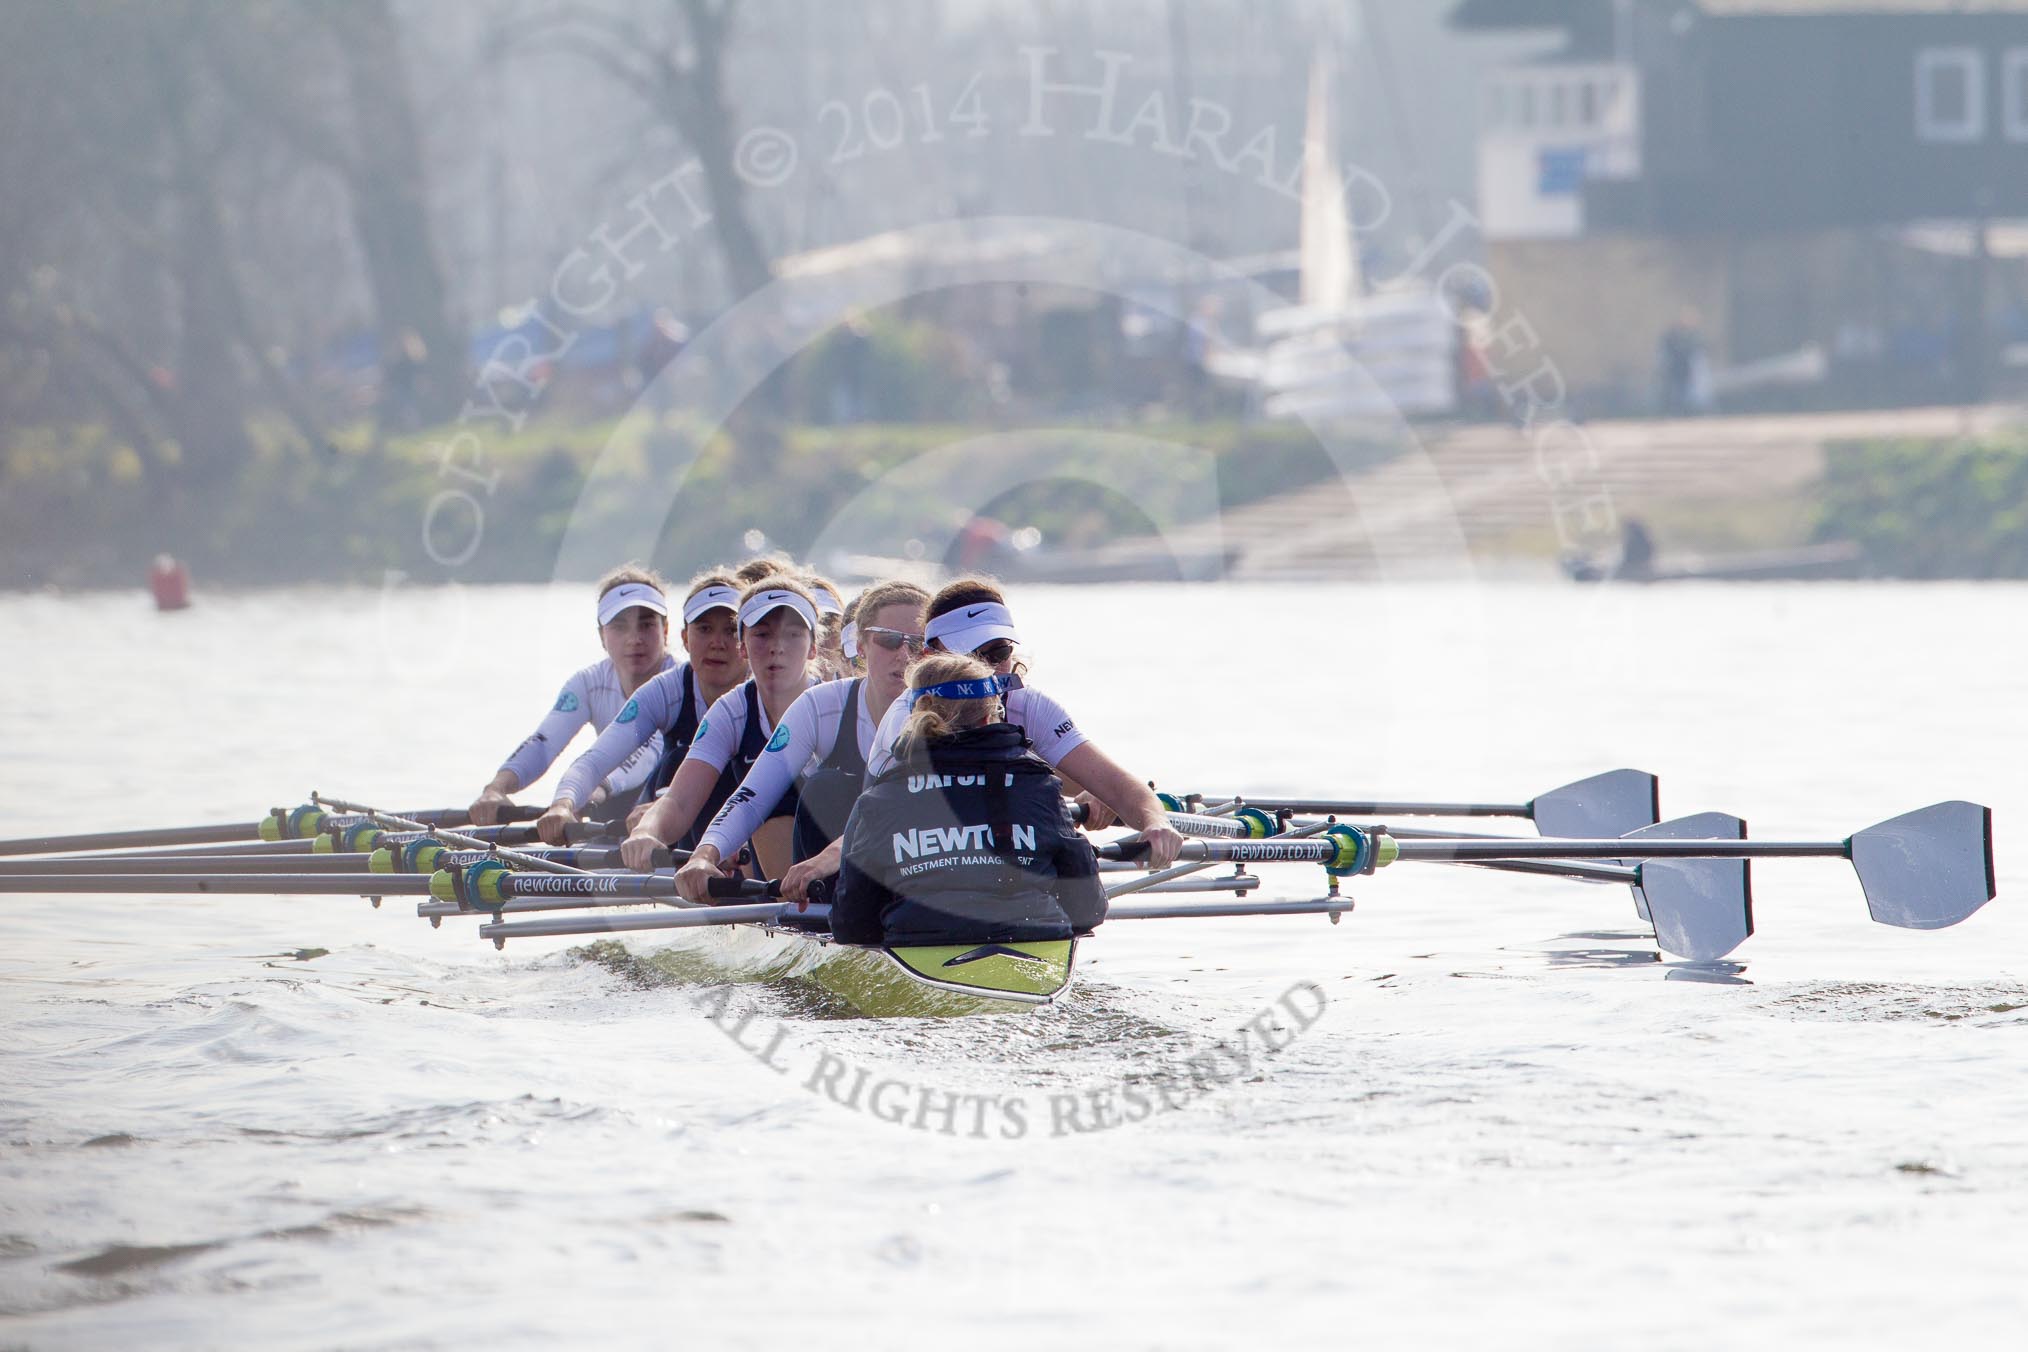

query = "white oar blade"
[1625,812,1749,926]
[1849,801,1995,930]
[1626,813,1752,961]
[1638,863,1753,962]
[1531,770,1660,840]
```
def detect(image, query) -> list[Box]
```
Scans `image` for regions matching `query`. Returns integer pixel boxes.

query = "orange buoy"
[149,554,192,611]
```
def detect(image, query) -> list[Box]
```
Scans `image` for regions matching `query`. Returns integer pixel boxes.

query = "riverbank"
[1316,404,2028,581]
[0,416,1372,589]
[9,405,2025,588]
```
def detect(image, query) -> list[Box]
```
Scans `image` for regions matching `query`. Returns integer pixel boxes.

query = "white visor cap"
[738,588,819,632]
[924,600,1019,655]
[682,584,741,624]
[810,584,844,617]
[597,581,669,626]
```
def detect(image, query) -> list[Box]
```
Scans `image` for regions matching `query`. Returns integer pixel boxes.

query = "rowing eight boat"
[0,773,1996,1018]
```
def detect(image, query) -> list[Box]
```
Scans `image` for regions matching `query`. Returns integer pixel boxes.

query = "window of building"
[2004,48,2028,141]
[1916,47,1985,143]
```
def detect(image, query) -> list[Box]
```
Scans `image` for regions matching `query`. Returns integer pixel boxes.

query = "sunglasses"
[860,626,925,653]
[972,639,1017,665]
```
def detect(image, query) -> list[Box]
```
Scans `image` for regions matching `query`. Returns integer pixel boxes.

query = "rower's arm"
[551,682,668,810]
[499,672,594,793]
[631,757,717,846]
[1055,741,1182,868]
[696,693,822,864]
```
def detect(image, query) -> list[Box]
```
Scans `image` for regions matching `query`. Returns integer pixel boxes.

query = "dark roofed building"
[1451,0,2028,410]
[1455,0,2028,236]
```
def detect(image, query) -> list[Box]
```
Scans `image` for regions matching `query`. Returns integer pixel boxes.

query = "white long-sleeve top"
[498,655,675,794]
[696,678,880,858]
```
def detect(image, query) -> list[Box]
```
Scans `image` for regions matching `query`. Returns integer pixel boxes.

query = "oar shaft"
[0,853,391,875]
[0,874,433,895]
[420,893,668,918]
[1460,858,1640,884]
[1107,897,1348,921]
[1231,799,1532,819]
[8,839,323,863]
[486,873,680,900]
[478,902,791,943]
[1103,838,1345,866]
[0,822,269,857]
[1392,838,1847,862]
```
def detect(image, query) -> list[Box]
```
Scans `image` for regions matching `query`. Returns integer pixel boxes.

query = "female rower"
[837,592,863,673]
[804,572,848,676]
[468,565,676,825]
[672,580,929,904]
[618,577,825,875]
[829,653,1106,948]
[734,554,795,587]
[531,570,748,845]
[861,578,1184,869]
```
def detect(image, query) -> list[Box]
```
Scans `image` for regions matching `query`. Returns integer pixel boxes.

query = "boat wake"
[1767,981,2028,1024]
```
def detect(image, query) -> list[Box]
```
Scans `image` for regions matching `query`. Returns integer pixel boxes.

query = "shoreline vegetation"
[0,417,1366,590]
[6,415,2026,589]
[1812,436,2028,578]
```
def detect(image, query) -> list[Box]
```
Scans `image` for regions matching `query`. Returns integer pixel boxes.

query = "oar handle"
[705,876,832,906]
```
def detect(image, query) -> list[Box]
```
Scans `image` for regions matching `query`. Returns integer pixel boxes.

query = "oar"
[1126,793,1662,891]
[0,804,543,858]
[0,845,649,879]
[480,892,1370,944]
[0,874,435,896]
[475,876,825,946]
[5,838,327,863]
[17,824,609,868]
[1102,801,1993,961]
[1187,769,1661,839]
[1152,807,1650,886]
[308,794,584,877]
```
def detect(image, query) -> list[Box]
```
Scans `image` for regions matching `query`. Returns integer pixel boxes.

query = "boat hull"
[592,926,1078,1018]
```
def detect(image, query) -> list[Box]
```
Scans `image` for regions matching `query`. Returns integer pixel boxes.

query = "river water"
[1,581,2022,1350]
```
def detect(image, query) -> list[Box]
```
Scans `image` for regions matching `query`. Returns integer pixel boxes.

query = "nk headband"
[904,672,1022,710]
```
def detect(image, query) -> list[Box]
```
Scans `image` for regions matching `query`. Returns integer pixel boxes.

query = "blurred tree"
[3,4,264,493]
[492,0,773,299]
[201,0,464,426]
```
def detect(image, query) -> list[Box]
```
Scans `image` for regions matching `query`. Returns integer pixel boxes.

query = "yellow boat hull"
[575,928,1077,1018]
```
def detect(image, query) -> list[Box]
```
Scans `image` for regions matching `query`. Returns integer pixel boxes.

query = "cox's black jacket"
[831,723,1106,947]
